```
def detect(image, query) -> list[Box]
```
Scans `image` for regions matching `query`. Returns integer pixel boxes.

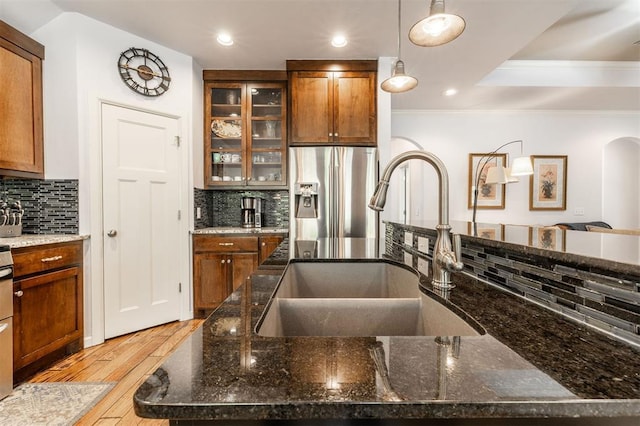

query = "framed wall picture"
[529,155,567,210]
[468,153,507,210]
[529,226,566,251]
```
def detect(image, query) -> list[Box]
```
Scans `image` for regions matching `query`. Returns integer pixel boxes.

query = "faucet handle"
[452,233,464,271]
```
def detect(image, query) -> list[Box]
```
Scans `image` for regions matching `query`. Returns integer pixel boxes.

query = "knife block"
[0,225,22,238]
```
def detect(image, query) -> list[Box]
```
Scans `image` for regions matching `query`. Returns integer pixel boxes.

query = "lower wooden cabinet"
[12,240,83,381]
[259,235,284,264]
[193,251,258,314]
[193,234,284,317]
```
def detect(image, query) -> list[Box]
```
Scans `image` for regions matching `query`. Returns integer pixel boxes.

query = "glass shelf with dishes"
[251,151,283,184]
[210,149,244,184]
[211,87,242,116]
[250,120,282,149]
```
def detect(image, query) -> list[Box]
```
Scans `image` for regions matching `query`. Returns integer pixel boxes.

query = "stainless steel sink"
[256,260,484,337]
[272,260,421,298]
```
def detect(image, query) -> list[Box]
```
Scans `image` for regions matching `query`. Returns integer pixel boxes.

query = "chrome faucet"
[369,150,464,289]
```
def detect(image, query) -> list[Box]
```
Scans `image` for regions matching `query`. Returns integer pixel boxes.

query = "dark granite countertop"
[134,244,640,423]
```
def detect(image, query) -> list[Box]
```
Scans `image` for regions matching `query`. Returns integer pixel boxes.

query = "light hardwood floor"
[26,319,204,425]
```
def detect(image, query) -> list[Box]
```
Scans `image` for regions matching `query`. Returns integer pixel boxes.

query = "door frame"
[87,98,193,347]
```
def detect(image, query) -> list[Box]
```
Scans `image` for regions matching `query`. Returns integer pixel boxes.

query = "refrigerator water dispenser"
[294,183,318,218]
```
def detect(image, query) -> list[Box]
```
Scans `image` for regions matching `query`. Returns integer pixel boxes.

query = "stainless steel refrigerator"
[289,146,378,258]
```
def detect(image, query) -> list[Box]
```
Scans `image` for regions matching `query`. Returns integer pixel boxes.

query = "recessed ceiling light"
[331,35,348,48]
[443,88,458,96]
[217,32,234,46]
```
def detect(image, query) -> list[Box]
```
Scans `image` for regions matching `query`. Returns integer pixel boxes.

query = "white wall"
[603,137,640,229]
[390,110,640,226]
[31,12,200,346]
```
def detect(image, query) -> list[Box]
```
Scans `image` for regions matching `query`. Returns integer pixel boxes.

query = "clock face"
[117,47,171,96]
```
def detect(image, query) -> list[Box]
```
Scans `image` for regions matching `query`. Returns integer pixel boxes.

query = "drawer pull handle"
[0,323,8,333]
[14,290,23,297]
[41,255,63,263]
[218,242,234,246]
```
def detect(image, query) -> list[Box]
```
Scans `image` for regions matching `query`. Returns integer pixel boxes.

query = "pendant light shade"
[484,167,509,185]
[505,168,520,183]
[409,0,466,47]
[510,156,534,176]
[381,0,418,93]
[381,60,418,93]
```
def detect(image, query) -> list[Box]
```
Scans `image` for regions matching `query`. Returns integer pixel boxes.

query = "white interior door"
[101,103,181,339]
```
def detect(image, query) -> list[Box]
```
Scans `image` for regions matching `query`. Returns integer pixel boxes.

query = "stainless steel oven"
[0,244,13,400]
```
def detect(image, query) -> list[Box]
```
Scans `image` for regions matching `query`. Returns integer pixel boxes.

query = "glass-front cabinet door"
[248,84,286,186]
[205,80,286,188]
[208,83,245,185]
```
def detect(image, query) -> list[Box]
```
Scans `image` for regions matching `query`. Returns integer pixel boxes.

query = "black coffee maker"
[241,197,264,228]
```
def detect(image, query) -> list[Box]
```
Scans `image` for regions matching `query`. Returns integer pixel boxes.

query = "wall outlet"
[404,231,413,247]
[417,257,429,276]
[404,252,413,266]
[196,207,202,219]
[574,207,585,216]
[417,237,429,254]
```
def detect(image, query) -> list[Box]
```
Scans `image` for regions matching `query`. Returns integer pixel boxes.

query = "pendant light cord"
[397,0,402,61]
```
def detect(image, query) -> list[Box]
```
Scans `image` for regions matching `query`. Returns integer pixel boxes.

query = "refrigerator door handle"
[328,147,336,239]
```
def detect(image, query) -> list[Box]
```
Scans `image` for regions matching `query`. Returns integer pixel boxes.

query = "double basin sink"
[256,259,484,337]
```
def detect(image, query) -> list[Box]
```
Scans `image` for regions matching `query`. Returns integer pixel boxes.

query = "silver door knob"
[107,229,118,237]
[14,290,23,297]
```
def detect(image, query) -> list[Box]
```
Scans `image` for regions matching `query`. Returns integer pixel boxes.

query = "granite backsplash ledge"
[194,188,289,229]
[1,178,79,234]
[385,222,640,348]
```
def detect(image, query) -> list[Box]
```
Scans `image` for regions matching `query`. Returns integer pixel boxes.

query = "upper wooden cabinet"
[287,60,377,146]
[203,70,287,188]
[0,20,44,178]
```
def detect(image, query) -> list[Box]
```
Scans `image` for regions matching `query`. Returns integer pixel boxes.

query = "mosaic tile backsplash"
[385,222,640,347]
[0,179,79,234]
[1,178,79,234]
[194,188,289,229]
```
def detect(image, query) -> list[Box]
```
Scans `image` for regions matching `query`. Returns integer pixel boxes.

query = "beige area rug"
[0,382,114,426]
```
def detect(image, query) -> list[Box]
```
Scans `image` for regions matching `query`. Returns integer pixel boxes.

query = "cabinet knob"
[262,242,266,246]
[329,133,333,137]
[334,133,338,137]
[227,259,232,263]
[221,259,225,264]
[14,290,23,298]
[107,229,118,237]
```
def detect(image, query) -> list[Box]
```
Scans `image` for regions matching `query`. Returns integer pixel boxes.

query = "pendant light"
[409,0,466,47]
[381,0,418,93]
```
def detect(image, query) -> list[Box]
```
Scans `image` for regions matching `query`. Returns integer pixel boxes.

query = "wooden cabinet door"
[289,71,333,144]
[229,252,258,291]
[0,21,44,178]
[13,267,83,370]
[333,72,377,145]
[193,252,229,312]
[259,236,284,264]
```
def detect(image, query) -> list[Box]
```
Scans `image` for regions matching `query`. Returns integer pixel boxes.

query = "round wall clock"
[117,47,171,97]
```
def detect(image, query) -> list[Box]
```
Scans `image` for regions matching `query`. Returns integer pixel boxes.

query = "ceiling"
[1,0,639,110]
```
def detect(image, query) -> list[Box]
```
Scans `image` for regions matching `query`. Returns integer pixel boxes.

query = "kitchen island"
[134,237,640,425]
